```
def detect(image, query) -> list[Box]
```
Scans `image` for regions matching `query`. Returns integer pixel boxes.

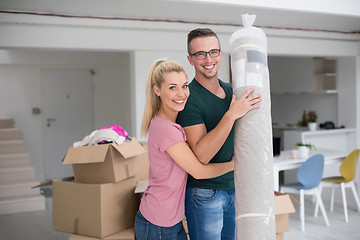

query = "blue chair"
[280,154,330,232]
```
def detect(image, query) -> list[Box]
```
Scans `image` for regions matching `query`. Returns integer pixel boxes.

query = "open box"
[62,138,146,183]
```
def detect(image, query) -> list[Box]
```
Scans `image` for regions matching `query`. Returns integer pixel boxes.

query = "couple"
[135,28,262,240]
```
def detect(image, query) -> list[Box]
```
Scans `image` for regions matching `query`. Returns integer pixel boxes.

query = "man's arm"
[184,88,261,164]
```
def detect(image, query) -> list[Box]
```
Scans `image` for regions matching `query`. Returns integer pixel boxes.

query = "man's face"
[187,36,222,80]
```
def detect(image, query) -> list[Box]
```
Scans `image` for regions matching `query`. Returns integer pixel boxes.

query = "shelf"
[313,58,337,91]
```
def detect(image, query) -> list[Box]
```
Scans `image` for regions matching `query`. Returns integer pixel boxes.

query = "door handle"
[47,118,56,127]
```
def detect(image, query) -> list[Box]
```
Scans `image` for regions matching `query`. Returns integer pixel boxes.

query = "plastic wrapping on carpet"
[230,14,275,240]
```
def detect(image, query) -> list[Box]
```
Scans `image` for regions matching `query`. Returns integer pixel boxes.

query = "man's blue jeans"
[134,210,188,240]
[185,188,235,240]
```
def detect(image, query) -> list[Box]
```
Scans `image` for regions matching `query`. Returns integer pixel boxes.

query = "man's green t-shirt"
[176,78,235,190]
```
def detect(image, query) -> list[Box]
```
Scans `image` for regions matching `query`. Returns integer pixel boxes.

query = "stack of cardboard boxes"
[51,138,148,240]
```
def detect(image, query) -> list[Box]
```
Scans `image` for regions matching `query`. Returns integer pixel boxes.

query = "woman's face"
[154,71,189,115]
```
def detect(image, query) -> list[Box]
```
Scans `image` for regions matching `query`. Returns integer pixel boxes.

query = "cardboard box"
[137,142,149,181]
[32,176,75,188]
[63,138,146,183]
[274,192,297,234]
[276,232,284,240]
[134,180,149,194]
[69,228,135,240]
[182,217,188,234]
[53,177,138,238]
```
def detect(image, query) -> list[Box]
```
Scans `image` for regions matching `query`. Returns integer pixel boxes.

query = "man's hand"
[226,88,262,122]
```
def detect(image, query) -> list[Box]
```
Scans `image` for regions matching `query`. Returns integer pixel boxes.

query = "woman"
[134,58,234,240]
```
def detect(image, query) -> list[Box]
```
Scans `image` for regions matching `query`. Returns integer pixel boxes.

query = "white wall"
[338,57,357,129]
[356,56,360,194]
[0,65,43,179]
[92,52,132,131]
[357,55,360,148]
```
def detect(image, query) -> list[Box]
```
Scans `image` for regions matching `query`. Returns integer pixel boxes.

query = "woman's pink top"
[139,115,188,227]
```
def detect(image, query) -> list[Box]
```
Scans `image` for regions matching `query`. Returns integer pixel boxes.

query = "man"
[176,28,261,239]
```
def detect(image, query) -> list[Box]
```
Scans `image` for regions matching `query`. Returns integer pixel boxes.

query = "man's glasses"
[189,49,221,60]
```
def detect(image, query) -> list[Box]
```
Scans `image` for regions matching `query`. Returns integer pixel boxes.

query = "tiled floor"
[284,189,360,240]
[0,196,69,240]
[1,188,360,240]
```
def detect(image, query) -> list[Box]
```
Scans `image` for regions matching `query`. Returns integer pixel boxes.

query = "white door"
[43,69,93,179]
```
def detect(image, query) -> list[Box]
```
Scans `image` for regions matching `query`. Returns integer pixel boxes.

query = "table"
[273,148,348,191]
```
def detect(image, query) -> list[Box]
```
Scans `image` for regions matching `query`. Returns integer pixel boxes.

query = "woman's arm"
[166,141,234,179]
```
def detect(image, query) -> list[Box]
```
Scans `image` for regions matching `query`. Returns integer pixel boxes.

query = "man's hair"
[187,28,220,54]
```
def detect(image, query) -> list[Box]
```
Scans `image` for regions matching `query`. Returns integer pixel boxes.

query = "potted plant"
[296,142,316,158]
[307,111,317,131]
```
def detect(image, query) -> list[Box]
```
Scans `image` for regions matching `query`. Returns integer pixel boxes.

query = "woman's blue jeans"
[134,210,188,240]
[185,188,235,240]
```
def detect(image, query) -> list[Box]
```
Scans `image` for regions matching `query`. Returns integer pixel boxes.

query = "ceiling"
[0,0,360,35]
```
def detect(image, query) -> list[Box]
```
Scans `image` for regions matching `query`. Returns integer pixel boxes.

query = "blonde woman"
[135,58,234,240]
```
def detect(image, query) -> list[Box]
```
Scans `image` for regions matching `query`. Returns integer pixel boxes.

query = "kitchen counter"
[283,128,357,152]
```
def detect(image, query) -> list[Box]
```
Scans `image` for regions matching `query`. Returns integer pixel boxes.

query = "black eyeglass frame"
[189,49,221,60]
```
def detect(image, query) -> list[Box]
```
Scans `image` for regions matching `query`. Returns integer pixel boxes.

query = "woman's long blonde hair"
[141,58,187,136]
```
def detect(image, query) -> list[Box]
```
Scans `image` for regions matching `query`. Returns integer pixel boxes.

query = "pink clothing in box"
[139,115,188,227]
